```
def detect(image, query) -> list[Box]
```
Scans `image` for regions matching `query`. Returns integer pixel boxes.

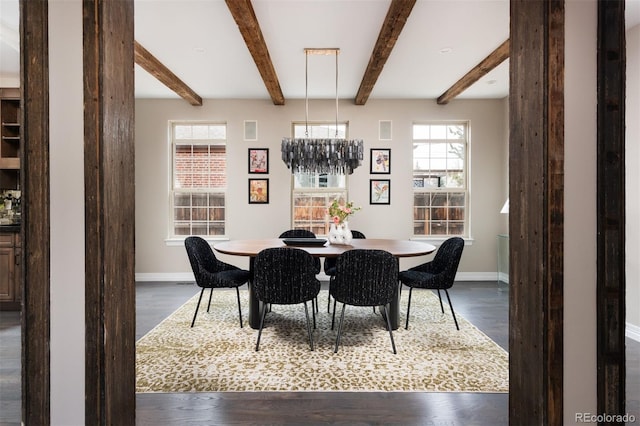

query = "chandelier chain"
[335,51,339,138]
[281,48,363,175]
[305,50,309,137]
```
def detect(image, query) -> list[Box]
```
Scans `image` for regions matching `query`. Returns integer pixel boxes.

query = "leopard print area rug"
[136,289,508,393]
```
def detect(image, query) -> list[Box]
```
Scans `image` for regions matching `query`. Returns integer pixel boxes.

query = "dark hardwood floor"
[0,311,19,426]
[1,281,639,425]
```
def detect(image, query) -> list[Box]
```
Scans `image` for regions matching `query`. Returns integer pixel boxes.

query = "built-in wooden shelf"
[0,158,19,169]
[0,89,21,186]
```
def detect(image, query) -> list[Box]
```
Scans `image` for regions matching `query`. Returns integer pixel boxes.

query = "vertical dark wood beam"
[509,0,564,424]
[546,3,565,424]
[354,0,416,105]
[596,0,626,418]
[20,0,50,424]
[84,0,136,424]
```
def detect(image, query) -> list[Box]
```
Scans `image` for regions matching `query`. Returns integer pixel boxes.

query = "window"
[170,122,227,237]
[412,122,468,237]
[291,122,349,235]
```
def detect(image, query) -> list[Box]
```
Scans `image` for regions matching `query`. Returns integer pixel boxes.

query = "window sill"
[410,236,474,247]
[165,236,230,247]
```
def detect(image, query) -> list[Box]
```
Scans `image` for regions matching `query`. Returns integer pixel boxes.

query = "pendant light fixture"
[281,48,363,175]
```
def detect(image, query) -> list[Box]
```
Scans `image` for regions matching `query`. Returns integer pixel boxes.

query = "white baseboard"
[627,322,640,342]
[456,271,505,283]
[136,272,195,283]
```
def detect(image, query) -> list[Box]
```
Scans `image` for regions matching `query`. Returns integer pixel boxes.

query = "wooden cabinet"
[0,88,22,310]
[0,88,21,190]
[0,231,21,310]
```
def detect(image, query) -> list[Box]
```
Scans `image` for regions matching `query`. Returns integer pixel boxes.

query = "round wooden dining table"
[214,238,436,330]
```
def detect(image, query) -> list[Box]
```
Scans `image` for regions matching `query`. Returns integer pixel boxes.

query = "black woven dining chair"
[253,247,321,351]
[329,249,399,354]
[324,230,366,313]
[278,229,322,273]
[278,229,322,312]
[184,236,251,328]
[278,229,316,239]
[398,237,465,330]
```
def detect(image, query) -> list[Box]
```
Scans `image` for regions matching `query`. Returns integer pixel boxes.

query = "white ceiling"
[135,0,512,101]
[1,0,639,102]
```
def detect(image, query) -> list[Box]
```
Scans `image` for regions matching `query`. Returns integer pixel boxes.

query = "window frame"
[411,121,470,240]
[168,121,228,241]
[290,121,350,235]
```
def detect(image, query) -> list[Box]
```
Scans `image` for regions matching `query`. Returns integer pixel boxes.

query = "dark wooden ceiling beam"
[134,41,203,106]
[355,0,417,105]
[437,39,510,105]
[225,0,285,105]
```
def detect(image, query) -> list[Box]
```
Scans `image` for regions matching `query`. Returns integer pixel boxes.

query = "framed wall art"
[248,148,269,174]
[248,178,269,204]
[370,148,391,174]
[370,179,390,205]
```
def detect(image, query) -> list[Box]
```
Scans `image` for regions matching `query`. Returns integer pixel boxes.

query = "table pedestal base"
[247,282,401,331]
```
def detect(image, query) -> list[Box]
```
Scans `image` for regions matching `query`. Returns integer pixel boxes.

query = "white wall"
[49,0,85,424]
[0,77,19,88]
[626,23,640,336]
[500,96,509,234]
[134,98,507,279]
[564,1,598,423]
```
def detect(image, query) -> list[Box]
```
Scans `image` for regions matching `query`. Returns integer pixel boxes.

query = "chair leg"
[207,287,214,312]
[331,298,338,330]
[405,287,413,330]
[255,302,268,351]
[381,304,397,354]
[444,289,460,330]
[312,300,317,329]
[190,288,206,328]
[436,289,445,313]
[334,303,347,353]
[304,302,314,351]
[235,287,243,328]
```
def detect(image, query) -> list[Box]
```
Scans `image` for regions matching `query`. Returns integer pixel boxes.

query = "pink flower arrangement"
[328,199,361,224]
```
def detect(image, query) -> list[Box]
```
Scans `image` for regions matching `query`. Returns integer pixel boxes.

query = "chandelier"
[281,48,363,175]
